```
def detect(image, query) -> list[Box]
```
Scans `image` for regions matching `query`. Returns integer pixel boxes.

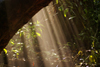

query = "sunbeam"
[1,0,97,67]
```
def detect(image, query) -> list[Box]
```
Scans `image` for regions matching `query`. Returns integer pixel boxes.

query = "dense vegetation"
[57,0,100,66]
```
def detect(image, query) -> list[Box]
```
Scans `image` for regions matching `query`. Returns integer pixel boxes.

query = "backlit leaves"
[64,8,69,17]
[36,32,41,37]
[10,39,14,45]
[89,55,96,63]
[12,50,18,53]
[56,0,58,4]
[3,48,7,54]
[78,50,83,56]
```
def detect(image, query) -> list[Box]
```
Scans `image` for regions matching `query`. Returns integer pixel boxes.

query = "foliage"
[1,20,43,67]
[3,48,7,54]
[2,0,100,67]
[56,0,100,67]
[77,0,100,66]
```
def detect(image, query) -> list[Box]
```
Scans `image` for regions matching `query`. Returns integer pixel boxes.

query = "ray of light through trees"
[0,0,100,67]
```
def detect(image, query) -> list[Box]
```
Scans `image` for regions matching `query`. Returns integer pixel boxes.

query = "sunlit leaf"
[37,20,40,24]
[12,50,18,53]
[11,41,14,45]
[78,50,83,55]
[64,8,69,17]
[20,33,22,37]
[3,48,7,54]
[56,0,58,4]
[89,55,96,63]
[95,50,98,53]
[17,53,19,55]
[20,32,24,37]
[36,32,41,36]
[91,50,97,60]
[16,31,20,35]
[29,22,33,25]
[18,29,21,32]
[29,25,35,28]
[80,62,83,65]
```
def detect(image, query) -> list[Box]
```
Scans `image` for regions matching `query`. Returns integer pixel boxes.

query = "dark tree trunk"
[0,0,52,52]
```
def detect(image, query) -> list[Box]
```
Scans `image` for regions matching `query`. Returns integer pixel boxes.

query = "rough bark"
[0,0,52,52]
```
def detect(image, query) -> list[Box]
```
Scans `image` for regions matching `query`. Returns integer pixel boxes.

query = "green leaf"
[89,55,96,63]
[20,33,22,37]
[11,41,14,45]
[78,50,83,55]
[12,50,18,53]
[36,32,41,36]
[64,8,69,17]
[56,0,58,4]
[3,48,7,54]
[20,32,24,37]
[37,20,40,24]
[17,53,19,55]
